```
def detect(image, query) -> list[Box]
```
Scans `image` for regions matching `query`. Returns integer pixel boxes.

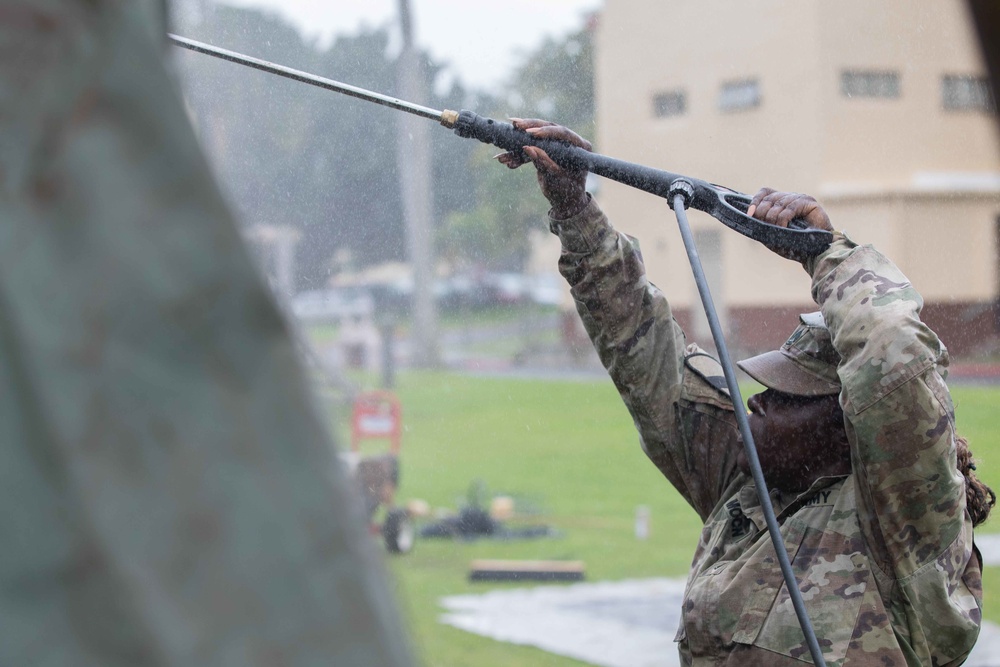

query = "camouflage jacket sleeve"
[806,235,971,580]
[549,197,742,520]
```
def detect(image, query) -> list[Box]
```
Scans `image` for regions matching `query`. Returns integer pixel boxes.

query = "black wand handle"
[452,110,833,258]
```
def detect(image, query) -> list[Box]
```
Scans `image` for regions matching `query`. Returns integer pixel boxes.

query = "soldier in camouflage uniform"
[498,120,994,666]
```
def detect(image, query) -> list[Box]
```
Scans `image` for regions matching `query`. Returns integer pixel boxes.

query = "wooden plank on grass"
[468,559,585,582]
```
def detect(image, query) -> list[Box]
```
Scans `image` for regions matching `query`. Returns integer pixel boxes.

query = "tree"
[174,4,481,290]
[172,4,596,286]
[437,21,596,270]
[507,22,596,140]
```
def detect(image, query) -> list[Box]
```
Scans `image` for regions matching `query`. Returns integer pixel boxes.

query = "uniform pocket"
[743,526,869,665]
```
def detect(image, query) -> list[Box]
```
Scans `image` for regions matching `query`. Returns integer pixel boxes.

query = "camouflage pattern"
[550,198,982,666]
[0,3,413,666]
[736,311,842,396]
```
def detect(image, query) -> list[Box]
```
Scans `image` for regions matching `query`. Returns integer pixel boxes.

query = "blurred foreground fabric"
[0,2,413,665]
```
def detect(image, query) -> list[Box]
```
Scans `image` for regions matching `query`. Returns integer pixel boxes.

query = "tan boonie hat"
[736,312,842,396]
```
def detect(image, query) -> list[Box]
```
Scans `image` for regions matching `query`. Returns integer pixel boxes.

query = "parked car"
[290,287,374,322]
[483,272,528,304]
[527,272,565,307]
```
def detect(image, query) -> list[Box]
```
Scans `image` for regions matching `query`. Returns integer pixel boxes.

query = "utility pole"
[396,0,439,367]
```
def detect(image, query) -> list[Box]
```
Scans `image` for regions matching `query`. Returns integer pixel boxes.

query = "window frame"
[941,74,995,112]
[840,69,902,99]
[652,89,687,118]
[717,79,761,113]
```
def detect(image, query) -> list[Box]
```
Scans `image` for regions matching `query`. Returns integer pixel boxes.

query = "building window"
[653,90,686,118]
[841,70,900,98]
[718,79,760,112]
[942,75,995,112]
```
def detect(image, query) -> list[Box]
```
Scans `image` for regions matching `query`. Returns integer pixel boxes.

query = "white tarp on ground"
[442,578,686,667]
[442,539,1000,667]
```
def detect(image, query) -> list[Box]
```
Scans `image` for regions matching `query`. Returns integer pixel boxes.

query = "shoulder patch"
[684,349,730,396]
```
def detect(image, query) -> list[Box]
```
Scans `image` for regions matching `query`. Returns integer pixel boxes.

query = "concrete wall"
[593,0,1000,353]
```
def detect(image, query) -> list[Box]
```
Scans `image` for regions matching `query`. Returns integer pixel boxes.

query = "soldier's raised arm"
[498,120,743,519]
[748,189,984,659]
[808,236,972,574]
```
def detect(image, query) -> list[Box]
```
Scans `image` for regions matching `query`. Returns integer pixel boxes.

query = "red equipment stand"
[350,390,402,454]
[349,390,412,554]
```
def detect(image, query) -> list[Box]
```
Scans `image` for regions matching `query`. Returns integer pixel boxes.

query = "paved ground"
[440,533,1000,667]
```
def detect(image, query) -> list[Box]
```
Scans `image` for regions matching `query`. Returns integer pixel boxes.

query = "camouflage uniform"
[549,196,982,666]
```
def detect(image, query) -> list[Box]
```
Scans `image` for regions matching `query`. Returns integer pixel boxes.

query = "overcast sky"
[220,0,603,90]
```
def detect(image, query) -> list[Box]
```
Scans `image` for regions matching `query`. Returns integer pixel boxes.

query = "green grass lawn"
[340,371,1000,667]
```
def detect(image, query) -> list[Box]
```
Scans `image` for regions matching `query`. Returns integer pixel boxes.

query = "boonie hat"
[736,312,841,396]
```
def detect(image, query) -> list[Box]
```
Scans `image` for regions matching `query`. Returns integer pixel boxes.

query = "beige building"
[590,0,1000,355]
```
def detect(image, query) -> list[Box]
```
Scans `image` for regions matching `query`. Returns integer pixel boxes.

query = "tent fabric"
[0,3,413,665]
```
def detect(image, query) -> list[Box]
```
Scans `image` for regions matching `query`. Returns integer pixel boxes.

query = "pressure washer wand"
[167,34,831,259]
[169,34,451,125]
